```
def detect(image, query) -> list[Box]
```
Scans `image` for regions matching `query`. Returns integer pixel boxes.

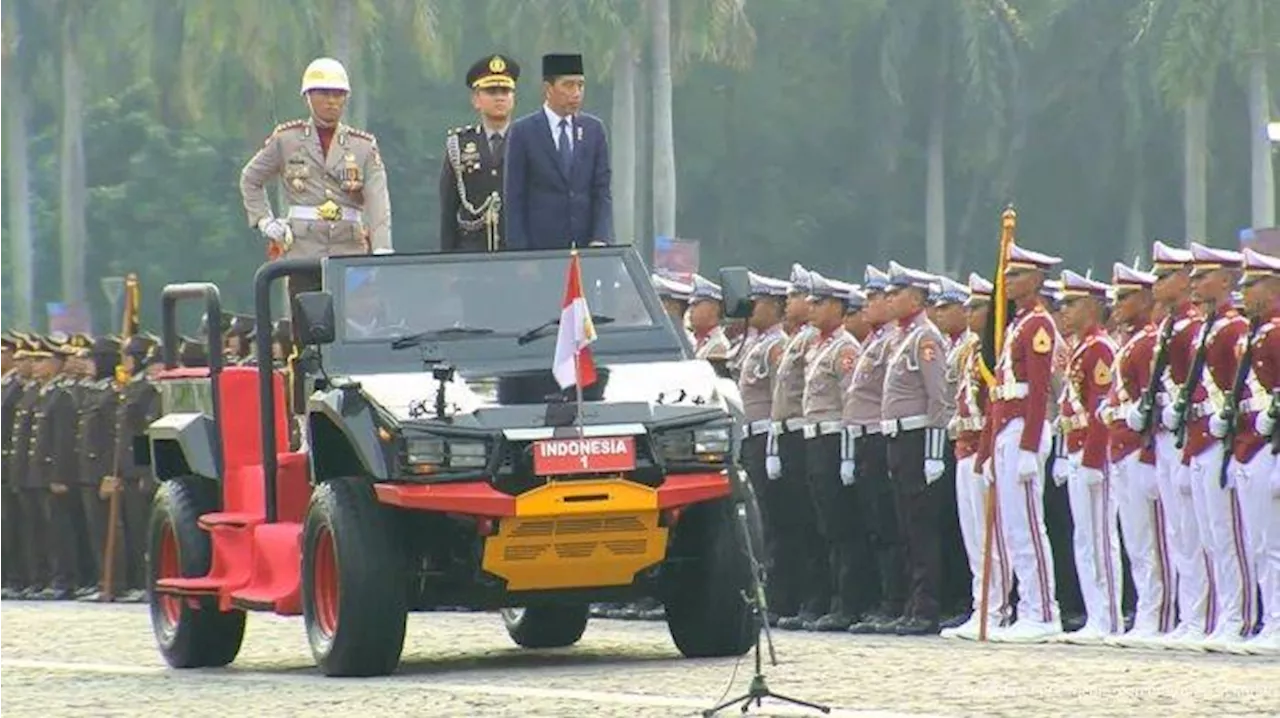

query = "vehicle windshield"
[334,252,658,345]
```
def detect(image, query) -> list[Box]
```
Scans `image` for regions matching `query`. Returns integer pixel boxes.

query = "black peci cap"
[542,53,583,80]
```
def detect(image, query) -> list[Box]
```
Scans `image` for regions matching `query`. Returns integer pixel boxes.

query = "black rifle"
[1217,317,1261,488]
[1138,313,1177,449]
[1173,301,1216,450]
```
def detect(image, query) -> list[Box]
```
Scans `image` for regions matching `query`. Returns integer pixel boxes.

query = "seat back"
[216,367,297,516]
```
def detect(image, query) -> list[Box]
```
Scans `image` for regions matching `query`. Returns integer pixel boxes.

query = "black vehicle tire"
[664,500,758,658]
[148,475,247,668]
[302,477,407,677]
[500,605,590,648]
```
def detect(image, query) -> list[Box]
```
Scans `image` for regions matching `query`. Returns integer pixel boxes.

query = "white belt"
[849,423,881,438]
[1188,400,1214,421]
[816,420,843,436]
[784,418,809,433]
[881,415,930,437]
[802,424,818,440]
[991,383,1029,401]
[1242,395,1270,414]
[742,419,773,438]
[289,205,363,222]
[954,417,984,433]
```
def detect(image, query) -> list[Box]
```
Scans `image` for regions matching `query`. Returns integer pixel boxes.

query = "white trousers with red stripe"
[1188,444,1257,636]
[1234,450,1278,636]
[1067,453,1123,634]
[994,419,1058,624]
[1112,453,1176,634]
[1154,431,1212,633]
[955,454,1011,623]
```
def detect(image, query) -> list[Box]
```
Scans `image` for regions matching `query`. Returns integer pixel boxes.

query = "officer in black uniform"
[111,334,162,601]
[2,333,31,598]
[439,54,521,252]
[75,336,122,600]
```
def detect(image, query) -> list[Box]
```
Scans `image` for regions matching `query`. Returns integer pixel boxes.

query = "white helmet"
[300,57,351,95]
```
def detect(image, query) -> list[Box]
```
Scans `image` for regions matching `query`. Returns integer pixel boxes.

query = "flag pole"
[571,244,586,436]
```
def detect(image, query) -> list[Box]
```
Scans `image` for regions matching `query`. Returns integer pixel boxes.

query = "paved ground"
[2,602,1277,717]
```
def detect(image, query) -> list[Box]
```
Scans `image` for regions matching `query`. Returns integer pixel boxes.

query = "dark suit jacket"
[503,108,613,250]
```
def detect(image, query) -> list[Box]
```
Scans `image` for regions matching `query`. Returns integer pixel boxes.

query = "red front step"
[154,576,222,596]
[229,523,303,615]
[198,512,264,530]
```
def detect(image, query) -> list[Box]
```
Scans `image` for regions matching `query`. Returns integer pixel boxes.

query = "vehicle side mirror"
[719,266,752,319]
[294,291,336,346]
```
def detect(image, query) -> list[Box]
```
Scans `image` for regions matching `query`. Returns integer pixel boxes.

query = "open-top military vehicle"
[142,247,758,676]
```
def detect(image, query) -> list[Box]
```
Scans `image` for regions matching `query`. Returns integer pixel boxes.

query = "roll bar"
[254,258,322,523]
[159,282,225,480]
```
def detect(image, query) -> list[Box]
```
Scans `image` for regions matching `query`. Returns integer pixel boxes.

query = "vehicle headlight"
[405,436,489,472]
[656,425,732,464]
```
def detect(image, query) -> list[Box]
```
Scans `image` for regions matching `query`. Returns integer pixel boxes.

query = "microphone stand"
[702,478,830,716]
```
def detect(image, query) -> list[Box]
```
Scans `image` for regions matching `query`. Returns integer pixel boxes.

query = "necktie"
[489,133,505,165]
[557,118,573,173]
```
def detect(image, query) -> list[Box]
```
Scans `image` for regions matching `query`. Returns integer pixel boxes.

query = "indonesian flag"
[553,251,599,389]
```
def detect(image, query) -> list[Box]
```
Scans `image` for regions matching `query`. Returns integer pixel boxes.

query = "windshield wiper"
[516,315,614,346]
[391,326,495,350]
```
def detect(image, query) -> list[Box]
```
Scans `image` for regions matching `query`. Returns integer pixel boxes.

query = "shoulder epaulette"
[267,119,307,140]
[346,126,377,142]
[447,124,478,137]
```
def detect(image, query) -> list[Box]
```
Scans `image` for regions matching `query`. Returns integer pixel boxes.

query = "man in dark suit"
[503,53,612,250]
[439,54,520,253]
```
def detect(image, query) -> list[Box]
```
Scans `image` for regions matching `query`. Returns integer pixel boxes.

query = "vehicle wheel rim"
[156,522,181,631]
[313,525,340,639]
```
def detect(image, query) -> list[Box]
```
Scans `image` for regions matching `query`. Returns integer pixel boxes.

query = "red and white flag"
[553,251,599,389]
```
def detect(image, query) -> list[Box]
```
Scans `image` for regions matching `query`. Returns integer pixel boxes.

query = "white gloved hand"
[1051,459,1070,487]
[977,458,993,485]
[1255,411,1275,438]
[1207,412,1231,439]
[765,455,782,480]
[1017,450,1039,483]
[1068,451,1083,471]
[1078,467,1104,486]
[1160,404,1179,431]
[839,460,856,486]
[1125,404,1145,433]
[924,459,945,484]
[258,217,288,241]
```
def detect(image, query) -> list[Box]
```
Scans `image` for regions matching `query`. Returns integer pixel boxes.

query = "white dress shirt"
[543,104,574,152]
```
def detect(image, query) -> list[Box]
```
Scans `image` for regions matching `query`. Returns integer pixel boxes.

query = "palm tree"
[3,0,36,326]
[1226,0,1277,230]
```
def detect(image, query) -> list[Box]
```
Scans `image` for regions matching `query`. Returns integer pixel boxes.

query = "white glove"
[765,455,782,480]
[1207,412,1230,439]
[924,459,945,484]
[1160,404,1179,432]
[372,247,395,255]
[1078,466,1104,486]
[839,460,856,486]
[1016,450,1039,483]
[1255,411,1275,437]
[977,458,994,485]
[1068,451,1083,471]
[258,217,288,241]
[1125,404,1145,433]
[1051,459,1070,487]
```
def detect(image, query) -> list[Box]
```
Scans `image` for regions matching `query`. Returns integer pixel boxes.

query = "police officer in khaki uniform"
[735,271,791,613]
[240,57,392,280]
[880,262,954,635]
[440,55,520,252]
[801,271,871,631]
[844,266,908,634]
[689,274,731,361]
[652,273,695,346]
[769,265,829,629]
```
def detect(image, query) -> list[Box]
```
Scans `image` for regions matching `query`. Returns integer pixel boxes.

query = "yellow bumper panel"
[481,479,669,591]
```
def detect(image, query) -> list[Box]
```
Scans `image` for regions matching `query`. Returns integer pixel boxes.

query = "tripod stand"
[702,494,830,716]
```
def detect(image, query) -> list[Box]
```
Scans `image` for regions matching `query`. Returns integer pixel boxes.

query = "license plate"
[533,436,637,476]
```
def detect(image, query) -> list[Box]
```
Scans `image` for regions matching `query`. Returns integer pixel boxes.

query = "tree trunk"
[151,1,185,126]
[925,87,946,273]
[59,12,89,310]
[1247,52,1275,230]
[332,0,367,126]
[1182,95,1208,244]
[1124,149,1146,264]
[611,31,637,252]
[651,0,677,242]
[4,9,35,327]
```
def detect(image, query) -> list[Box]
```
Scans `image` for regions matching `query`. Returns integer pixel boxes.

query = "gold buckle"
[317,199,342,222]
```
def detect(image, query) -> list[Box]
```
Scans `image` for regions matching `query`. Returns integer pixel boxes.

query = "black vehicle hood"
[346,359,741,430]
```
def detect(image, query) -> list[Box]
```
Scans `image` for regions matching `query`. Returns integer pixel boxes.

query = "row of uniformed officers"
[636,241,1278,656]
[0,316,295,602]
